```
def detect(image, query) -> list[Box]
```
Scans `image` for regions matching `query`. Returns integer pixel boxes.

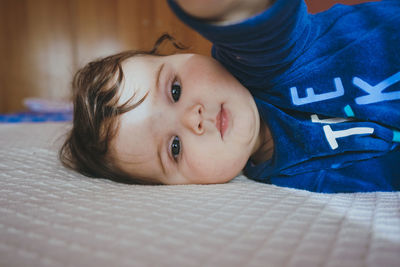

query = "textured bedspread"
[0,123,399,267]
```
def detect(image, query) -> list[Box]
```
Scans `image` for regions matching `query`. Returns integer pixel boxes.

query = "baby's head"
[60,36,262,185]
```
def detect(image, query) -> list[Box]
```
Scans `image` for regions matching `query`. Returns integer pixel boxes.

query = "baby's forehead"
[110,117,164,182]
[117,55,159,105]
[111,148,164,184]
[110,54,164,178]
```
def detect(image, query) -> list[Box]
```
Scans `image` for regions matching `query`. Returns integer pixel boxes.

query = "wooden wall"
[0,0,373,113]
[0,0,211,113]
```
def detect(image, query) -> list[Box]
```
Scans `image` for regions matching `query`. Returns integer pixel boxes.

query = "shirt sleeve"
[269,149,400,193]
[167,0,314,87]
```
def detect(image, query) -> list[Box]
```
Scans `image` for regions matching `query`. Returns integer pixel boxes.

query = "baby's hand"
[174,0,273,24]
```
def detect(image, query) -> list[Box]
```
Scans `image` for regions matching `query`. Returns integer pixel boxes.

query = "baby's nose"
[181,104,204,135]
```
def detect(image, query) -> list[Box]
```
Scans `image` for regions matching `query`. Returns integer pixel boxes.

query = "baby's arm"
[169,0,306,88]
[174,0,273,24]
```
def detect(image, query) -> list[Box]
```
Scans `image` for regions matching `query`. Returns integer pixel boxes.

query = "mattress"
[1,122,399,267]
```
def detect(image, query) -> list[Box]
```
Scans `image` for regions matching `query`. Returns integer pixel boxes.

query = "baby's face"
[111,54,262,184]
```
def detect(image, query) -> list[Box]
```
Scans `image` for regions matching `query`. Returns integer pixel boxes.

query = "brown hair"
[59,34,186,184]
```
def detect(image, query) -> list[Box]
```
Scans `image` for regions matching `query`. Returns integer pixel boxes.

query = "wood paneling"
[0,0,211,113]
[0,0,373,113]
[1,0,74,112]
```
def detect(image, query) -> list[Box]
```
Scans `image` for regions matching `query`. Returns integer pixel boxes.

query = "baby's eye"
[171,80,181,102]
[171,136,181,160]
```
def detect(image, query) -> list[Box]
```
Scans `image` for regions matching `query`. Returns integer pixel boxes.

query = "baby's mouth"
[216,104,229,139]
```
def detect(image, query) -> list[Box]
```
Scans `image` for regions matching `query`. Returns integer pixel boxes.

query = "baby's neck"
[250,119,274,165]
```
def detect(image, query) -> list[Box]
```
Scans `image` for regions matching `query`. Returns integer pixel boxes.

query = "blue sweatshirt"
[168,0,400,193]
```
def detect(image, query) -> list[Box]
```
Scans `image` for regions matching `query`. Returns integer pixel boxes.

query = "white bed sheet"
[0,123,399,267]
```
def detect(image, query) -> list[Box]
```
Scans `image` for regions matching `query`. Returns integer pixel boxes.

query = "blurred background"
[0,0,372,113]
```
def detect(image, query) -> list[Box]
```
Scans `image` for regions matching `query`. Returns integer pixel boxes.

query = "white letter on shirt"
[323,125,374,150]
[311,114,374,150]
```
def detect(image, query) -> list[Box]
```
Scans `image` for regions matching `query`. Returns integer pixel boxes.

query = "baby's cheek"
[183,55,230,89]
[185,151,242,183]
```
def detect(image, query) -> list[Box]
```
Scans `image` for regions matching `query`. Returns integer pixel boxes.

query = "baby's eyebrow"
[156,63,165,92]
[157,142,167,177]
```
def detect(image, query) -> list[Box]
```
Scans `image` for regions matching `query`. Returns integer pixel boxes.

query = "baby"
[60,0,400,192]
